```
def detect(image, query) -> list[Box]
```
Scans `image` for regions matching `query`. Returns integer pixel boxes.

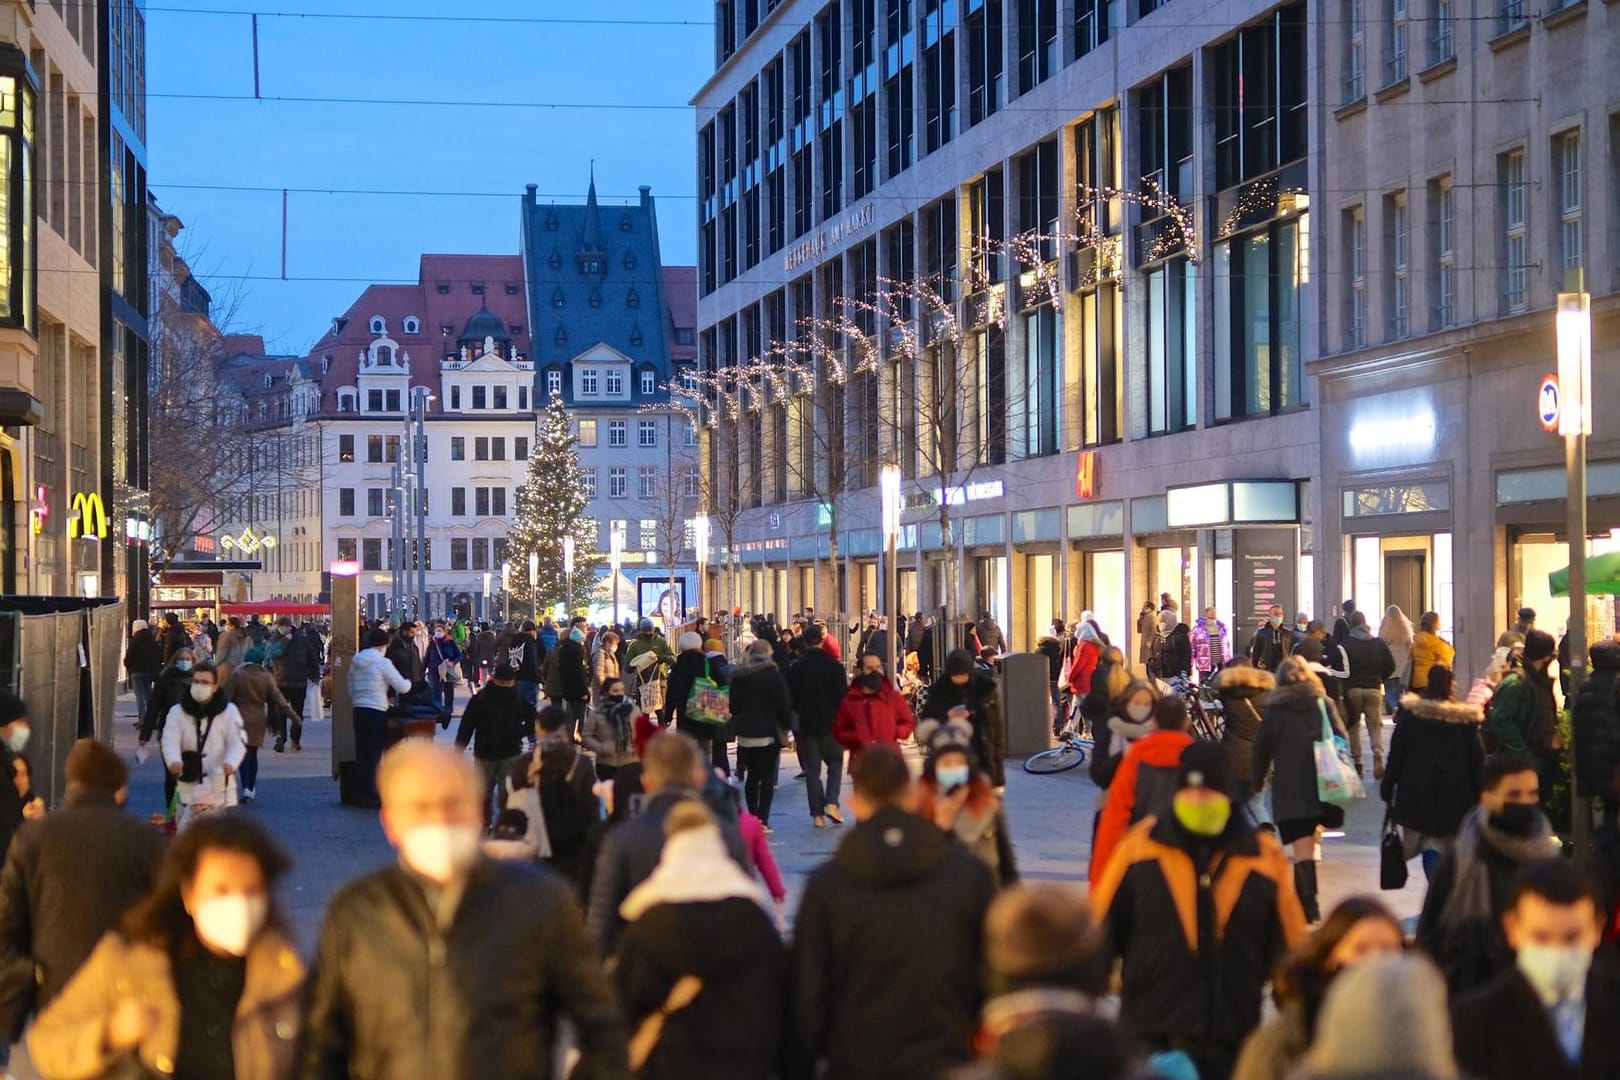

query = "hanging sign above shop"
[1075,451,1098,499]
[1538,373,1561,433]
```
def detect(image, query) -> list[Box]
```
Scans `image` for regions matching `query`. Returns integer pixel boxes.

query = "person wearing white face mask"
[1451,858,1620,1079]
[160,662,247,824]
[0,691,31,868]
[29,814,304,1080]
[302,740,628,1079]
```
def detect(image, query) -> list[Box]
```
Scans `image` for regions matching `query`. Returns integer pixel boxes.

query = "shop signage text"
[933,479,1004,507]
[783,202,876,272]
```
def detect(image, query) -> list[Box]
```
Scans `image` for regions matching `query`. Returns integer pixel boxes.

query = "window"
[581,369,599,396]
[337,538,357,563]
[515,437,529,460]
[362,539,382,571]
[546,369,562,397]
[366,435,384,463]
[683,466,701,497]
[640,370,656,396]
[1386,192,1409,338]
[1346,0,1364,101]
[1498,0,1525,33]
[472,538,490,570]
[492,488,507,516]
[1430,176,1456,329]
[582,468,598,499]
[965,0,1003,127]
[638,466,656,498]
[486,437,502,461]
[606,369,623,396]
[683,423,698,447]
[475,437,489,461]
[518,386,528,410]
[638,420,657,447]
[367,488,385,517]
[403,316,419,334]
[493,385,508,410]
[882,0,916,180]
[1500,149,1527,312]
[0,62,35,333]
[385,389,401,413]
[367,389,383,413]
[609,467,628,498]
[472,386,487,410]
[1214,217,1307,418]
[475,487,490,516]
[1212,8,1306,192]
[452,487,466,516]
[640,519,658,551]
[494,538,511,566]
[1016,0,1057,94]
[1429,0,1452,63]
[449,386,461,410]
[338,434,354,463]
[1144,259,1196,433]
[608,421,627,447]
[815,7,844,218]
[1074,0,1110,57]
[1384,0,1407,84]
[922,0,957,154]
[369,316,385,334]
[450,436,465,461]
[450,539,468,570]
[1138,66,1194,205]
[337,389,357,412]
[578,420,598,447]
[1555,131,1582,281]
[339,488,355,516]
[1346,206,1368,347]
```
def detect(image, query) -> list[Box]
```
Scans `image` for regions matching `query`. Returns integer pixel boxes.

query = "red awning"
[219,601,330,617]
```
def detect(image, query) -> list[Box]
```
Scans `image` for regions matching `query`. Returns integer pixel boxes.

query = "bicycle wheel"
[1024,741,1088,774]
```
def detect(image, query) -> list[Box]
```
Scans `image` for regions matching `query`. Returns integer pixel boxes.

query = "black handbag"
[179,714,216,784]
[1379,807,1408,890]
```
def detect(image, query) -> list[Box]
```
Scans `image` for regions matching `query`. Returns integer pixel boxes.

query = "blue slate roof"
[520,176,673,406]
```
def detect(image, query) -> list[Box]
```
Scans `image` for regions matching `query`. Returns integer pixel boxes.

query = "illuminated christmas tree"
[510,392,602,617]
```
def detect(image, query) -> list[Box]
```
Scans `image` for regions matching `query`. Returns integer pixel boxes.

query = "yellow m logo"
[68,492,107,540]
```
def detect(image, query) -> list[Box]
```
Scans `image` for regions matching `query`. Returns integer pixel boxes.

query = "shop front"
[1497,460,1620,652]
[1066,501,1126,646]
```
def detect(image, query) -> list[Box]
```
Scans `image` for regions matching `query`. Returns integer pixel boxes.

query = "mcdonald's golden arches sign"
[68,492,108,540]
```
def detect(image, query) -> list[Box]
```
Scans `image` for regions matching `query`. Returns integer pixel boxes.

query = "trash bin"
[1000,652,1053,758]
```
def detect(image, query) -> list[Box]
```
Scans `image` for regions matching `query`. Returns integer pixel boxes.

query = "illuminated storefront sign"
[68,492,107,540]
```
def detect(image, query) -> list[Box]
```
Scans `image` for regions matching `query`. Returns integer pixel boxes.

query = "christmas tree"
[509,392,603,617]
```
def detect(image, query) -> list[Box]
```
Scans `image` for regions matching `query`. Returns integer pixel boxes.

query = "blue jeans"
[132,673,153,722]
[519,681,540,708]
[240,746,259,794]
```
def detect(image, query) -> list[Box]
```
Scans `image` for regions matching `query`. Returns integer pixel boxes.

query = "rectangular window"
[883,0,916,180]
[816,5,844,218]
[475,487,489,517]
[606,369,623,395]
[339,488,355,516]
[1346,0,1364,101]
[450,436,465,461]
[641,519,659,551]
[582,468,597,499]
[472,538,490,570]
[452,487,466,516]
[366,435,383,463]
[638,466,657,498]
[1498,0,1526,33]
[581,369,599,396]
[922,0,957,154]
[515,437,529,461]
[578,420,597,447]
[1074,0,1110,58]
[385,390,401,413]
[965,0,1003,127]
[492,488,506,516]
[1555,131,1582,281]
[1078,283,1122,446]
[472,386,487,410]
[640,370,656,395]
[492,437,506,461]
[638,420,657,447]
[609,421,627,447]
[683,424,698,447]
[1016,0,1057,94]
[367,389,383,413]
[1138,65,1194,203]
[1212,6,1306,192]
[1430,175,1456,329]
[1386,192,1409,339]
[546,369,562,396]
[339,434,354,463]
[967,167,1005,284]
[684,465,702,497]
[1214,217,1308,417]
[475,437,489,461]
[337,538,357,563]
[518,386,528,410]
[362,539,382,571]
[1145,258,1197,433]
[493,385,508,410]
[450,385,461,410]
[367,488,385,516]
[1385,0,1407,84]
[493,538,510,567]
[1346,206,1367,347]
[450,538,469,570]
[1429,0,1452,63]
[609,467,628,498]
[1500,148,1527,312]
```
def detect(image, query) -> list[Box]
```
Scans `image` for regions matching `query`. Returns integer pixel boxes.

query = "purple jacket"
[1190,619,1231,673]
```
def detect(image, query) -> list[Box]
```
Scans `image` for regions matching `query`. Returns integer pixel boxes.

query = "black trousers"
[736,744,781,825]
[795,733,844,818]
[279,684,307,746]
[353,707,389,808]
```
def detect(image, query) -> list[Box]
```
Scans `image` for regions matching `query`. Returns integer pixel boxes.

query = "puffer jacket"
[728,658,794,742]
[1253,680,1347,825]
[1408,631,1456,691]
[303,860,628,1080]
[833,682,916,761]
[1381,693,1484,838]
[1213,665,1275,786]
[920,673,1007,787]
[1572,641,1620,797]
[1088,729,1194,883]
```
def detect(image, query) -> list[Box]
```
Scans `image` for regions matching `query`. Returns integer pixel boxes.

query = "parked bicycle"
[1024,701,1094,774]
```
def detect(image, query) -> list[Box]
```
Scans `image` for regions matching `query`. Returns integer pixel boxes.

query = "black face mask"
[858,672,884,691]
[1490,802,1542,836]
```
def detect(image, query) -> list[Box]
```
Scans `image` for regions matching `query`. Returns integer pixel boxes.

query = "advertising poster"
[638,576,692,625]
[1232,527,1298,657]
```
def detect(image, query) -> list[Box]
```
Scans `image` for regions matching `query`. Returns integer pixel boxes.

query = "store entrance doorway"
[1385,552,1427,620]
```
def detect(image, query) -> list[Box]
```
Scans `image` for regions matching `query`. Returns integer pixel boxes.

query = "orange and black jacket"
[1091,814,1308,1048]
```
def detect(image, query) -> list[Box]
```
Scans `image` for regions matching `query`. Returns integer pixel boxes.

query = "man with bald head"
[302,740,627,1079]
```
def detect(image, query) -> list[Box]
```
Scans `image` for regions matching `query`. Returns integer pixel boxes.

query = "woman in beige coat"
[29,815,305,1080]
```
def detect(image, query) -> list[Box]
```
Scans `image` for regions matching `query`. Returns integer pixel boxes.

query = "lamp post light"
[528,551,540,623]
[610,522,625,628]
[880,464,902,684]
[693,513,711,619]
[563,535,576,618]
[501,561,512,624]
[1558,284,1593,854]
[481,571,491,623]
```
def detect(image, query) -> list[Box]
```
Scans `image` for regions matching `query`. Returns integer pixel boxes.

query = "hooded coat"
[789,805,997,1080]
[920,672,1007,787]
[1571,640,1620,797]
[1212,665,1275,787]
[1088,729,1194,883]
[1253,680,1346,826]
[1381,693,1485,838]
[728,657,794,743]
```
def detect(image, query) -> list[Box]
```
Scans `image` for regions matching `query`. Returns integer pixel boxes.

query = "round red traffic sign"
[1538,374,1561,433]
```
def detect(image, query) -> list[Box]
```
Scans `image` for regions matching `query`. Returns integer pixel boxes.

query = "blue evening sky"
[147,1,713,352]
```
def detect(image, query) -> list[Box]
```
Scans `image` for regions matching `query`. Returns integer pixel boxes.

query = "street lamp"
[880,464,902,683]
[693,513,711,618]
[528,551,540,622]
[481,570,491,623]
[501,561,511,624]
[610,521,626,628]
[563,535,576,618]
[1558,283,1593,853]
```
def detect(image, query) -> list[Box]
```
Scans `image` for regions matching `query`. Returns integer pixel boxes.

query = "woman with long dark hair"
[29,814,304,1080]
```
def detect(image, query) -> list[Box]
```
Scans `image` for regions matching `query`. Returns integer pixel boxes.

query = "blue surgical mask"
[936,764,971,790]
[175,660,194,672]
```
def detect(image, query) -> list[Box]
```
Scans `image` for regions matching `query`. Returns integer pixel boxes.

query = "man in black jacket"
[921,650,1007,788]
[553,628,592,739]
[514,621,544,708]
[302,740,626,1080]
[454,655,536,824]
[123,620,164,723]
[159,612,189,663]
[1246,605,1296,673]
[1453,859,1620,1080]
[272,618,319,752]
[1339,610,1396,778]
[789,744,996,1080]
[787,623,849,827]
[0,739,163,1019]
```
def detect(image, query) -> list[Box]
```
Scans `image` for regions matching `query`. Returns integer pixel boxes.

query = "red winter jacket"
[833,681,915,760]
[1066,640,1101,697]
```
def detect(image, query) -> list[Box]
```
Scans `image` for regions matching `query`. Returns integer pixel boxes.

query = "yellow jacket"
[29,928,304,1080]
[1408,630,1456,689]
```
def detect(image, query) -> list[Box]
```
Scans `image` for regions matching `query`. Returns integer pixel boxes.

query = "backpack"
[539,753,591,857]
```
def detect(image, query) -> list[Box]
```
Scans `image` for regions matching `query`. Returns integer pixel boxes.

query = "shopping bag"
[685,660,731,726]
[1314,701,1362,807]
[1380,808,1409,890]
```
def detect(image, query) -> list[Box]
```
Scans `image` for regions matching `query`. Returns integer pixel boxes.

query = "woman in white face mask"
[160,662,248,824]
[29,814,306,1080]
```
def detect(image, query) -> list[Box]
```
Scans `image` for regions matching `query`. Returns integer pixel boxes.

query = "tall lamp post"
[693,513,711,619]
[1558,283,1592,854]
[528,551,540,623]
[610,522,625,628]
[880,464,902,682]
[500,561,511,624]
[481,570,491,623]
[563,535,575,618]
[412,388,433,620]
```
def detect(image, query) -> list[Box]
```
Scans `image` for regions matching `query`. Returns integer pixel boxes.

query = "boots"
[1293,860,1321,923]
[1373,749,1385,781]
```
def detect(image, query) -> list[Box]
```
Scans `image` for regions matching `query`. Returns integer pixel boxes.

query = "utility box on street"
[1000,652,1052,758]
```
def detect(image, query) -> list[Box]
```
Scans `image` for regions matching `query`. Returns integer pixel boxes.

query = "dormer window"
[620,212,633,231]
[369,316,386,335]
[546,369,562,396]
[630,328,644,347]
[376,345,393,366]
[470,283,485,296]
[505,284,520,295]
[626,287,640,308]
[623,250,637,269]
[552,288,565,309]
[436,283,450,294]
[510,324,523,336]
[640,369,656,396]
[546,211,559,230]
[263,373,274,389]
[589,289,602,308]
[338,389,357,412]
[555,326,568,347]
[548,248,562,269]
[403,316,420,335]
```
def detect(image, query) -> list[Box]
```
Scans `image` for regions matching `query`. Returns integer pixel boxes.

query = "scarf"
[178,691,229,721]
[1439,804,1559,931]
[619,825,768,921]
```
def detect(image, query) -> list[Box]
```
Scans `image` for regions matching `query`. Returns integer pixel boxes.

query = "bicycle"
[1024,700,1094,774]
[1165,675,1226,743]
